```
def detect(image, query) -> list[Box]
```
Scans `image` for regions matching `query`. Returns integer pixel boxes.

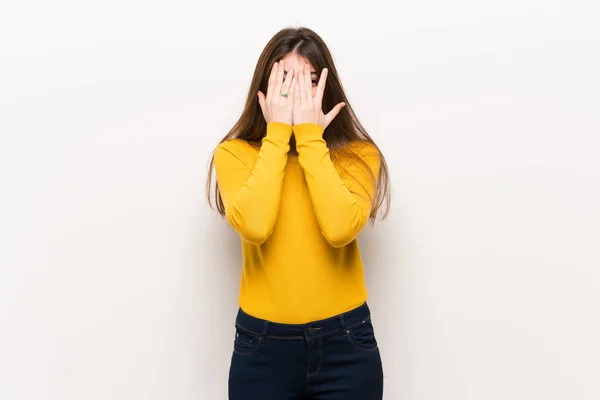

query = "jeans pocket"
[233,325,261,355]
[345,316,379,351]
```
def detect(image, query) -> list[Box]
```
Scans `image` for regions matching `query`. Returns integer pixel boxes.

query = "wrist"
[266,121,293,142]
[292,123,324,144]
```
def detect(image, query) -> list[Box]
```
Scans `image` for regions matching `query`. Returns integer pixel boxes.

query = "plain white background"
[1,1,599,399]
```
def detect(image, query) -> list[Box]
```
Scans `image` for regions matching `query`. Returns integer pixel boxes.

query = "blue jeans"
[228,302,384,399]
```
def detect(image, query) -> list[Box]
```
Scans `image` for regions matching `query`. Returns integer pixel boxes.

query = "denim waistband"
[235,302,372,341]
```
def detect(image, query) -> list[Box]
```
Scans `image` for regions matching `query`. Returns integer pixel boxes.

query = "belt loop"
[338,313,346,334]
[260,320,269,343]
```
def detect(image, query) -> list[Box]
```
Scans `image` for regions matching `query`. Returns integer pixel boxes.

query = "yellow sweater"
[214,121,381,323]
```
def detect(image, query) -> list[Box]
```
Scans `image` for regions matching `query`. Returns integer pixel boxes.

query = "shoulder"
[334,140,382,179]
[216,138,257,154]
[342,140,381,163]
[214,138,259,168]
[346,139,379,153]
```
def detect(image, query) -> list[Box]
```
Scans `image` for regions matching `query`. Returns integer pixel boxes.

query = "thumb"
[325,102,346,125]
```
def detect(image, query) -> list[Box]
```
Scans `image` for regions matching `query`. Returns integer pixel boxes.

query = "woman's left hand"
[292,63,346,130]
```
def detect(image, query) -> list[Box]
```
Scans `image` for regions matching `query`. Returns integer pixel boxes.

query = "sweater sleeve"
[293,123,381,248]
[214,121,292,245]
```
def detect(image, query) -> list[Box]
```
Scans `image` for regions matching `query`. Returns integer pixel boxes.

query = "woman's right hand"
[257,59,296,125]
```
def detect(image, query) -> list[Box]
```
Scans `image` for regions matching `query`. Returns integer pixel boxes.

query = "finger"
[281,66,294,97]
[286,76,295,108]
[287,75,296,100]
[257,90,266,112]
[294,79,301,107]
[298,67,306,105]
[274,59,285,100]
[325,102,346,125]
[315,67,327,104]
[266,61,278,103]
[304,63,313,106]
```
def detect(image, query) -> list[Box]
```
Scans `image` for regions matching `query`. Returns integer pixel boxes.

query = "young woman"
[206,27,391,400]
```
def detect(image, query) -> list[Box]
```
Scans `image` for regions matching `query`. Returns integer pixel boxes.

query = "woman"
[206,27,391,400]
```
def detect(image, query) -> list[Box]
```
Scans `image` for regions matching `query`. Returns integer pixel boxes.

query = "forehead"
[281,54,316,73]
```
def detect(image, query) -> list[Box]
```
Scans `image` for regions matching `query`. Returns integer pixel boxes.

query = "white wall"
[1,1,599,399]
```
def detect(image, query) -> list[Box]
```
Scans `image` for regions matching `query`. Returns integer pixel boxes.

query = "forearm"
[218,122,292,244]
[294,123,371,247]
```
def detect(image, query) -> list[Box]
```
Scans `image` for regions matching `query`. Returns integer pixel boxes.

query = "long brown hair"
[206,26,391,224]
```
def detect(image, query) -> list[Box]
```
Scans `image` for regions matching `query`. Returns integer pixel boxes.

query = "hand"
[257,60,296,125]
[292,63,346,129]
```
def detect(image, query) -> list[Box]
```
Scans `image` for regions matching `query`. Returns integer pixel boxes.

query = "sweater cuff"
[293,123,325,145]
[266,121,293,143]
